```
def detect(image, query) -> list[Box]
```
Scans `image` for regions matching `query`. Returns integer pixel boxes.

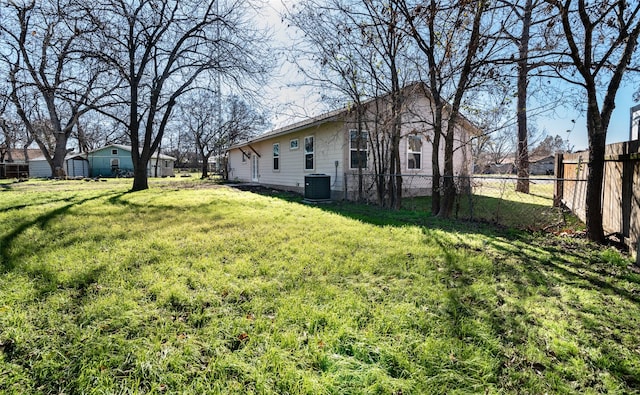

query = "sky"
[260,0,638,153]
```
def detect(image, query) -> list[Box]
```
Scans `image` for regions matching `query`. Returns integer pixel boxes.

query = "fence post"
[343,173,348,201]
[554,153,564,207]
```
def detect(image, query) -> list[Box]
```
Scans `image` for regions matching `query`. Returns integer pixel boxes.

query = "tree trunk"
[201,156,209,178]
[516,0,532,194]
[50,133,69,178]
[131,163,149,191]
[585,99,605,243]
[131,142,150,191]
[431,116,442,215]
[437,125,456,217]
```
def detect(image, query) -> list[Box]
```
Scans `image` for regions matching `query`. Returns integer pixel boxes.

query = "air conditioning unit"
[304,174,331,201]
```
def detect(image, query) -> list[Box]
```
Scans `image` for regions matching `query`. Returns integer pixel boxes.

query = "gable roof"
[0,148,43,163]
[230,107,346,149]
[229,82,481,150]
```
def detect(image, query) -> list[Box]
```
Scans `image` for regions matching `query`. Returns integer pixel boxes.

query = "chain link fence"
[344,173,586,232]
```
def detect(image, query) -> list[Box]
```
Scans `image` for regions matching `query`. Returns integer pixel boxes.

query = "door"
[251,154,259,182]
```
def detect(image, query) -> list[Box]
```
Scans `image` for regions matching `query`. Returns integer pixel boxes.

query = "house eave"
[229,109,346,150]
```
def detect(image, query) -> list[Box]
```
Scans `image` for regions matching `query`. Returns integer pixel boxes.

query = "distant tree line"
[0,0,272,188]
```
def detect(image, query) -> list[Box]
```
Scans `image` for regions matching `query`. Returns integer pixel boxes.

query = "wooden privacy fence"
[555,140,640,262]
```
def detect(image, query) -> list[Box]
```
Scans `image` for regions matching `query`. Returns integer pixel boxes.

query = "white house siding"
[229,121,347,198]
[229,85,477,201]
[28,156,90,178]
[148,159,175,177]
[28,159,52,178]
[228,149,252,181]
[343,93,473,198]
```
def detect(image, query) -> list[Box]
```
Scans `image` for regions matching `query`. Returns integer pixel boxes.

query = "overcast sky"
[260,0,637,152]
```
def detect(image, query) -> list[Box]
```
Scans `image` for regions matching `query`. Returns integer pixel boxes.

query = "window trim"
[290,139,299,150]
[111,149,118,155]
[273,142,280,171]
[304,135,314,171]
[349,129,369,169]
[407,135,422,170]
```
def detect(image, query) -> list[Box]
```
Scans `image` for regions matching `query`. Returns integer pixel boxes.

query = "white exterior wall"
[31,157,90,178]
[148,159,175,177]
[228,148,253,182]
[28,159,52,178]
[228,90,477,200]
[229,121,347,197]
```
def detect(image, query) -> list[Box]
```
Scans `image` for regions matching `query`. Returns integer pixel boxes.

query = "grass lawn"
[1,178,639,394]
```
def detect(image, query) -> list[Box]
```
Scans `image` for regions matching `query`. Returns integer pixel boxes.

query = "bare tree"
[83,0,272,191]
[544,0,640,242]
[73,114,128,153]
[286,0,412,208]
[0,0,113,176]
[284,0,376,202]
[398,0,501,217]
[491,0,563,193]
[178,92,266,178]
[0,89,35,164]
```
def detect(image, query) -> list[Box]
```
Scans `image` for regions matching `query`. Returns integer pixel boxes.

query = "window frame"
[407,135,422,170]
[349,129,369,169]
[304,136,314,171]
[273,142,280,171]
[290,139,299,150]
[111,149,118,155]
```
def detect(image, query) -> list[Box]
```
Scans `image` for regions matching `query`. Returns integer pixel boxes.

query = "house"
[87,144,176,177]
[28,153,90,178]
[227,84,478,200]
[0,148,41,178]
[529,155,555,175]
[476,154,555,176]
[0,148,43,164]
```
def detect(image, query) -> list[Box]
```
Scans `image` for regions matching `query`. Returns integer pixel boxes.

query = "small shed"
[28,153,90,178]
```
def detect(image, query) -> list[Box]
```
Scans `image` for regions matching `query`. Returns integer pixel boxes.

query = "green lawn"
[1,178,638,394]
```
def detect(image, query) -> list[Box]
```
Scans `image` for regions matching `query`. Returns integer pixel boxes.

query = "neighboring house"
[228,83,477,200]
[28,153,90,178]
[478,160,516,175]
[0,148,43,164]
[478,154,555,176]
[529,155,555,175]
[0,148,41,178]
[87,144,176,177]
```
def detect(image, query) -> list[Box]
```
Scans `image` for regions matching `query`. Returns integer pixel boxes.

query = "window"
[273,143,280,171]
[241,151,247,163]
[111,149,118,155]
[290,139,299,150]
[110,158,119,170]
[164,160,169,168]
[407,135,422,170]
[349,130,369,169]
[304,136,314,170]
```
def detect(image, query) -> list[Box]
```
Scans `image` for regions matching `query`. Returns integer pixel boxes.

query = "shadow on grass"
[231,184,640,390]
[256,189,518,238]
[427,230,640,391]
[0,191,127,274]
[0,196,80,214]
